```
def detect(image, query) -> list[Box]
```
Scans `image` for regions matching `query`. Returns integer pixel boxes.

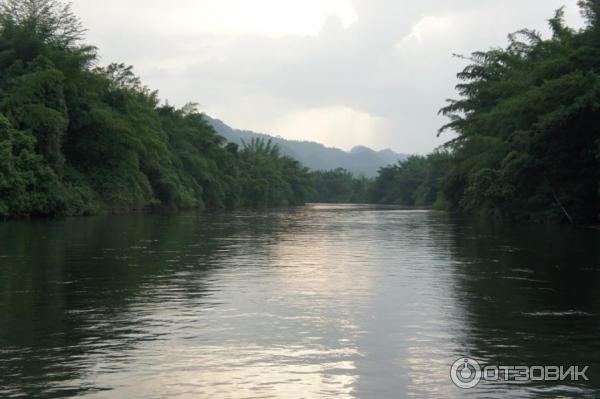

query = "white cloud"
[71,0,586,154]
[268,106,384,151]
[399,15,454,45]
[74,0,357,38]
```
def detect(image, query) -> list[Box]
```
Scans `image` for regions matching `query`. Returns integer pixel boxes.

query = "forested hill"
[206,116,406,178]
[0,0,314,218]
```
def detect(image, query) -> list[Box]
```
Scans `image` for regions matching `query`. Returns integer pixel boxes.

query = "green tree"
[0,114,58,217]
[434,2,600,223]
[0,0,315,219]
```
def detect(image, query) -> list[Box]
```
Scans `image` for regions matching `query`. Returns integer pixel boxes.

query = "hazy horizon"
[73,0,584,154]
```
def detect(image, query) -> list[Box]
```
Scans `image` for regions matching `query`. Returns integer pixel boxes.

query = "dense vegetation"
[370,152,451,208]
[0,0,313,218]
[370,1,600,224]
[308,168,371,203]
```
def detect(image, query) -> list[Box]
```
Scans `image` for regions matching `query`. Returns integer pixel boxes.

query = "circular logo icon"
[451,357,482,389]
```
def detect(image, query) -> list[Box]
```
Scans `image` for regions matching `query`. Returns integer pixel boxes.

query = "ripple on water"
[0,205,598,398]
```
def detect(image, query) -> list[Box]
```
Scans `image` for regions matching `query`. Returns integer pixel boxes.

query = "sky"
[72,1,584,154]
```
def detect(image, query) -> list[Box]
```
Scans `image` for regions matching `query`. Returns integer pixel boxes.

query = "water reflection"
[0,206,599,398]
[447,221,600,398]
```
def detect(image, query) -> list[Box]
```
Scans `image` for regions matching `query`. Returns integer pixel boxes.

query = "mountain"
[205,116,407,177]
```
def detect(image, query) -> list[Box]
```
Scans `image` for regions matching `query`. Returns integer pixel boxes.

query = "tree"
[0,0,316,219]
[0,114,58,217]
[0,0,85,48]
[435,3,600,223]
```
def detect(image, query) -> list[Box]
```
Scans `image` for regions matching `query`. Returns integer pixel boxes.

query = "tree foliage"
[0,0,312,219]
[371,151,452,208]
[309,168,371,204]
[371,2,600,224]
[0,0,85,48]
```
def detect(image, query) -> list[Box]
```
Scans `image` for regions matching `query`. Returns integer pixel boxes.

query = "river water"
[0,204,599,398]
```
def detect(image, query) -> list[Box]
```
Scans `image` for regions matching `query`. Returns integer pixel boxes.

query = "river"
[0,204,599,398]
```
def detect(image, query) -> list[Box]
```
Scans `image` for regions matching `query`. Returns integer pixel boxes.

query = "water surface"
[1,205,599,398]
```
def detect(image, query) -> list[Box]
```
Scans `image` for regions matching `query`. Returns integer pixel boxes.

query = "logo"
[451,358,482,389]
[450,357,590,389]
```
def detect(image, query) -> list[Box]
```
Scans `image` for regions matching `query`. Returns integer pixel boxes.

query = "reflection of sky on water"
[1,205,599,398]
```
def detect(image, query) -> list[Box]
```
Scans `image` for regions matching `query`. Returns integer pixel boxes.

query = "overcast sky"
[72,1,584,154]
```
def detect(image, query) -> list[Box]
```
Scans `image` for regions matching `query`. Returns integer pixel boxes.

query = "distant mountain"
[205,116,407,177]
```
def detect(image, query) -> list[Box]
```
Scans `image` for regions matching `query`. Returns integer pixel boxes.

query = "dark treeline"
[0,0,313,218]
[308,168,371,203]
[308,154,450,208]
[369,1,600,224]
[370,152,452,208]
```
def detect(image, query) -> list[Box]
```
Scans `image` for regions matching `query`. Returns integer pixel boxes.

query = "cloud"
[269,106,385,151]
[72,0,585,154]
[398,15,454,44]
[75,0,357,37]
